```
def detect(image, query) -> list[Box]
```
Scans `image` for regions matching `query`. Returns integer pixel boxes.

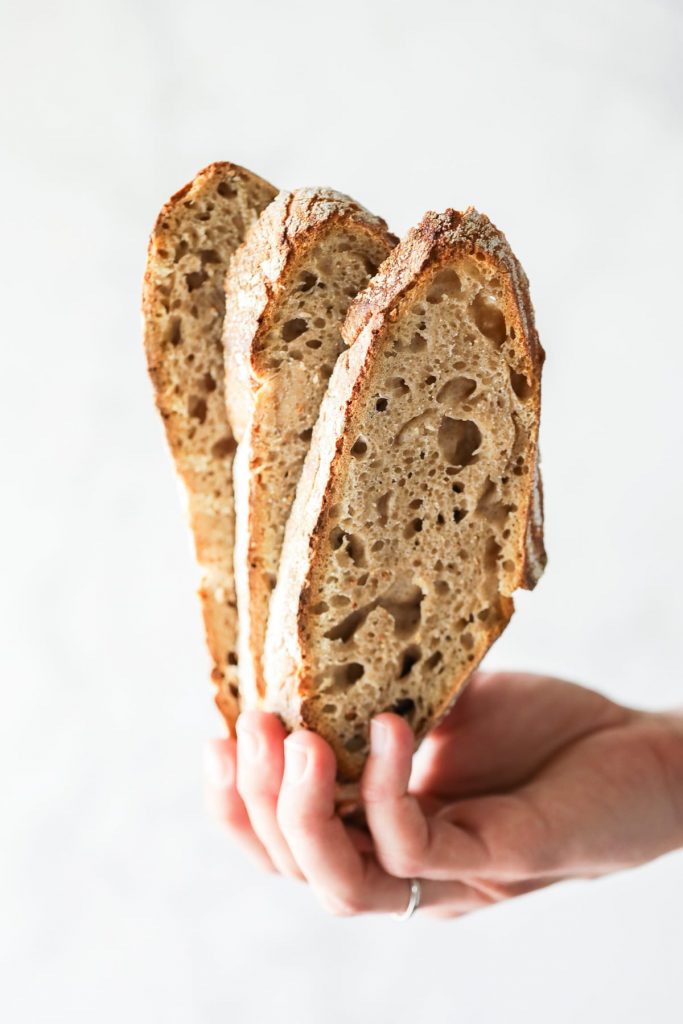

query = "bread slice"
[263,208,546,780]
[142,162,277,730]
[223,189,396,707]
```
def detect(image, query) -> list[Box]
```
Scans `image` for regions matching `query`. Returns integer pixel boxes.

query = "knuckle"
[319,890,367,918]
[276,800,318,837]
[382,852,420,878]
[219,796,248,833]
[488,794,554,877]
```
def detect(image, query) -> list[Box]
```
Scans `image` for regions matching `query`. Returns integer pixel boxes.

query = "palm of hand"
[394,673,681,905]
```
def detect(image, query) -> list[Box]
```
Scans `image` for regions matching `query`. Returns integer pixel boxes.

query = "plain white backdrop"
[1,1,681,1021]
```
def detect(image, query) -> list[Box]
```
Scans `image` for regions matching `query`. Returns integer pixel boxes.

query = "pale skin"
[204,672,683,918]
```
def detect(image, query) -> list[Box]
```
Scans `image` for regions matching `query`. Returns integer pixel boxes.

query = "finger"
[362,714,491,881]
[236,711,304,879]
[204,738,275,873]
[277,730,409,916]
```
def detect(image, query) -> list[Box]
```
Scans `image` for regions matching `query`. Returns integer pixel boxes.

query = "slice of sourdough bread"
[223,189,396,706]
[143,162,277,730]
[263,208,546,780]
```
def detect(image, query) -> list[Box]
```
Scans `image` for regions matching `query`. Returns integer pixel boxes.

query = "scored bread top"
[143,162,277,729]
[223,189,396,704]
[263,207,546,779]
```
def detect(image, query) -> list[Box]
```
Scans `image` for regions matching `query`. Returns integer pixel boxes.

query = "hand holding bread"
[205,674,683,917]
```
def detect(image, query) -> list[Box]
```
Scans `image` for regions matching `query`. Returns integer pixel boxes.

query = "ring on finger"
[392,877,422,921]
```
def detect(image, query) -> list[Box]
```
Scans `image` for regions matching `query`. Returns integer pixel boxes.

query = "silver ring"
[392,878,422,920]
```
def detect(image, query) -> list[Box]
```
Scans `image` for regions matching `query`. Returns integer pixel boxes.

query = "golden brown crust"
[142,162,277,731]
[263,207,546,780]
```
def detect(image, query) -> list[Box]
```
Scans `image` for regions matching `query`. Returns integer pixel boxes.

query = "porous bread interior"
[240,227,392,701]
[300,256,537,764]
[144,167,276,712]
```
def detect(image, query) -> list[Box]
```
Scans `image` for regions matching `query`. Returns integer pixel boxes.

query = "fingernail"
[371,719,390,756]
[284,740,309,784]
[237,722,261,761]
[204,742,233,788]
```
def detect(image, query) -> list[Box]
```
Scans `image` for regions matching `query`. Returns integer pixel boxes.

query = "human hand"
[204,672,683,918]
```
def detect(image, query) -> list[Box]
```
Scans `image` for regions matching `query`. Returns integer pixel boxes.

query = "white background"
[1,1,681,1021]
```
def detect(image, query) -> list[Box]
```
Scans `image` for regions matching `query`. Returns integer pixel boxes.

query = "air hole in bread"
[281,318,308,341]
[437,417,481,467]
[330,526,345,550]
[313,317,326,328]
[426,268,461,303]
[351,436,368,458]
[167,317,183,346]
[188,395,207,424]
[331,594,350,607]
[425,374,437,386]
[388,377,410,396]
[346,533,367,567]
[306,338,322,349]
[199,248,220,264]
[375,398,388,412]
[311,601,329,615]
[409,498,423,510]
[376,492,391,526]
[380,581,424,637]
[510,368,532,400]
[472,293,506,346]
[174,239,189,262]
[216,180,237,198]
[324,605,372,643]
[211,435,236,459]
[424,650,443,670]
[477,478,512,527]
[410,332,427,352]
[461,633,474,650]
[437,376,477,408]
[395,410,436,446]
[453,508,467,524]
[298,271,317,292]
[484,537,502,571]
[200,372,217,393]
[332,662,365,689]
[185,270,208,292]
[390,697,416,718]
[299,427,313,443]
[398,645,422,678]
[404,517,423,539]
